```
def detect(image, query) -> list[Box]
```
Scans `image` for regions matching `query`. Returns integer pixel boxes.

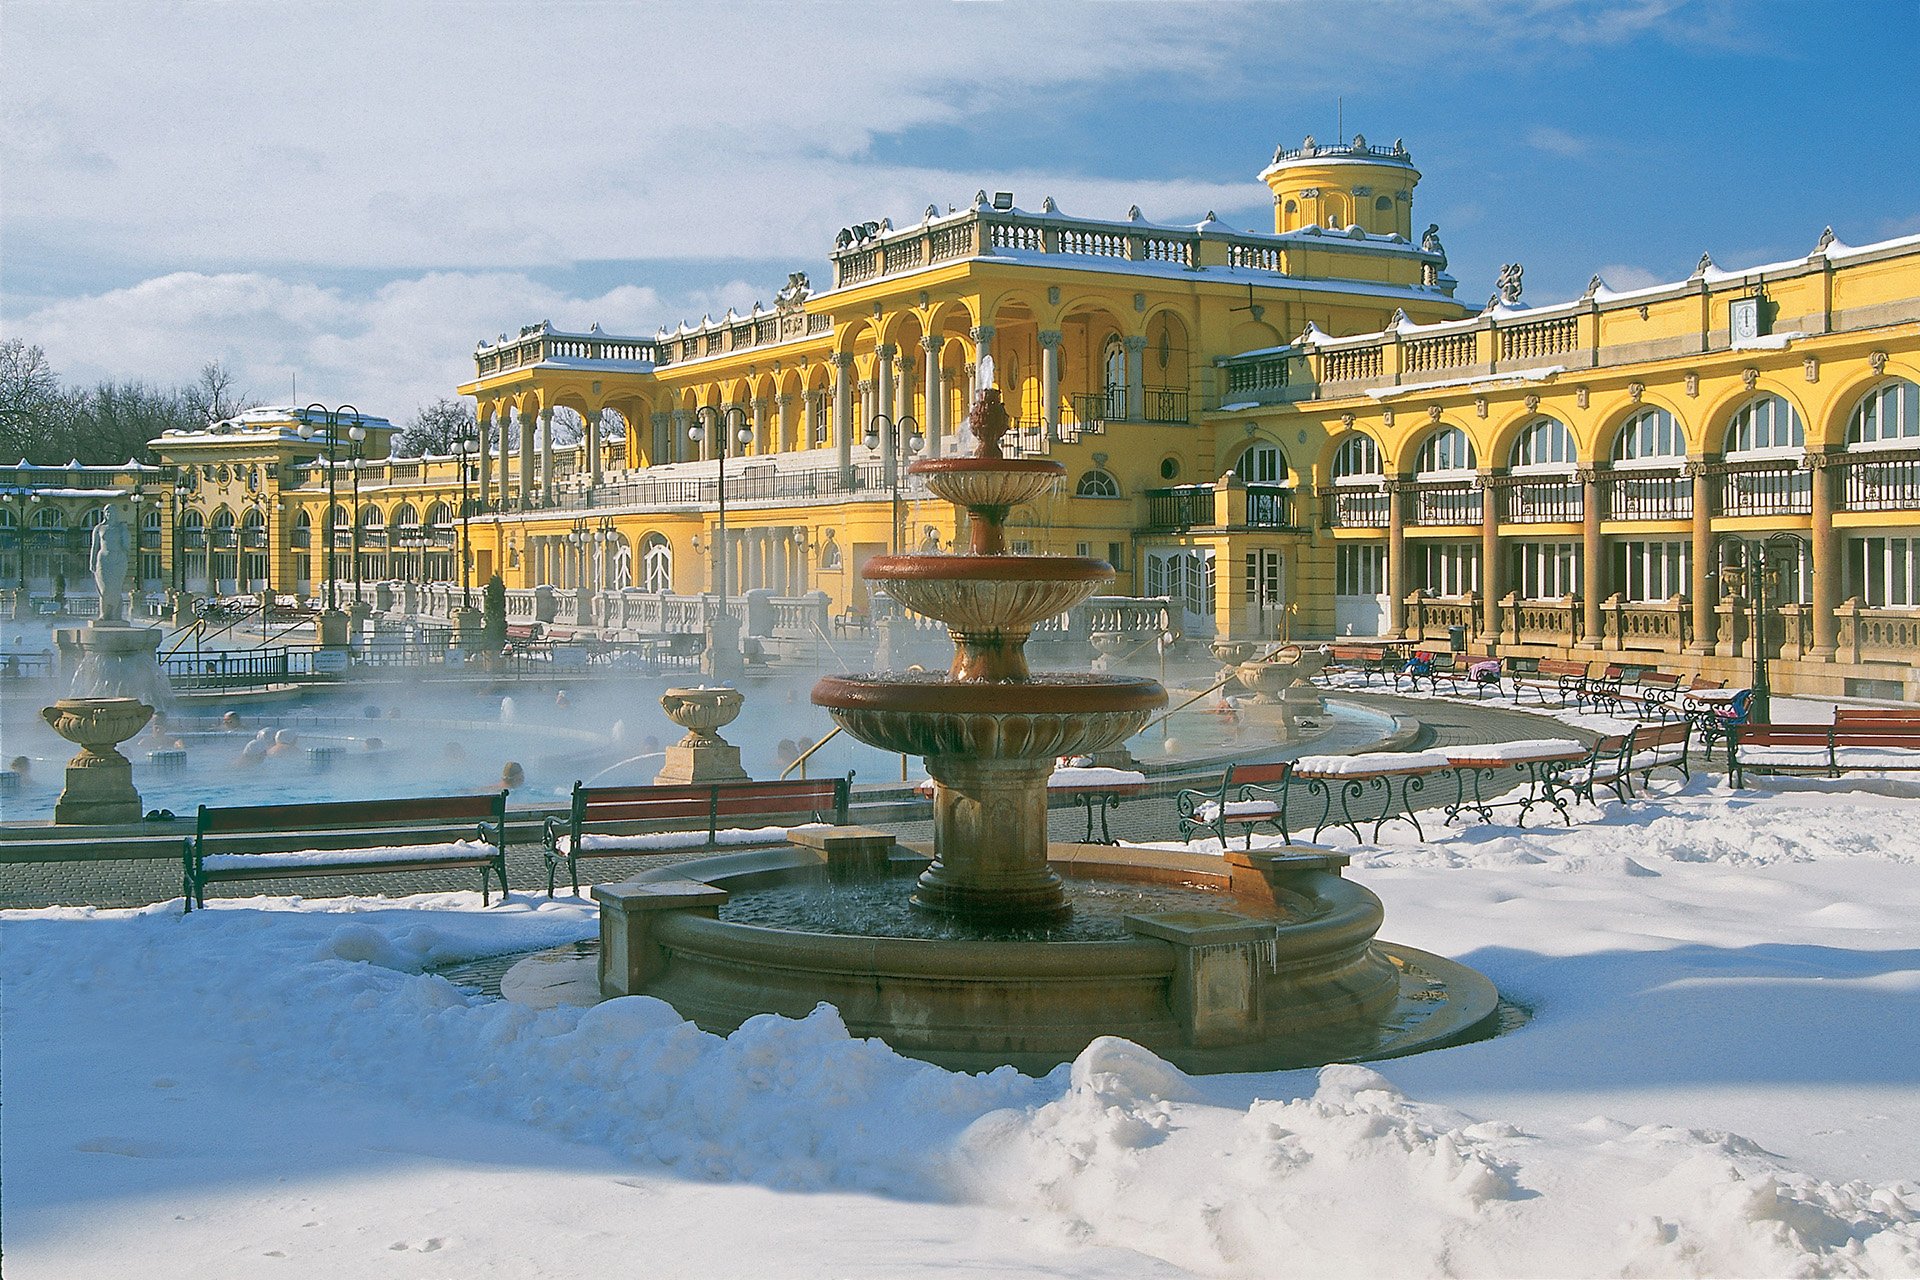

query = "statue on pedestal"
[90,506,132,623]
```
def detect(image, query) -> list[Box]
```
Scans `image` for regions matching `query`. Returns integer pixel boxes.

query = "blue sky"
[3,0,1915,417]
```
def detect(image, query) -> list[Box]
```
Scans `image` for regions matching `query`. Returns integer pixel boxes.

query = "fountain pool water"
[579,389,1498,1074]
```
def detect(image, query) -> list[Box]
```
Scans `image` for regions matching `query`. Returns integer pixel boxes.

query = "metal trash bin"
[1447,624,1467,652]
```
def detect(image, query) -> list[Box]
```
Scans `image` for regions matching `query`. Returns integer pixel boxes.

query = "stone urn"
[41,696,155,824]
[655,686,749,784]
[1235,656,1300,704]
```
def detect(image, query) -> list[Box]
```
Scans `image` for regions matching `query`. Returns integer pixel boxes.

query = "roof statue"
[1496,262,1525,306]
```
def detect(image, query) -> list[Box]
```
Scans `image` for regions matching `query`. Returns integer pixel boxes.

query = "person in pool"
[500,761,525,791]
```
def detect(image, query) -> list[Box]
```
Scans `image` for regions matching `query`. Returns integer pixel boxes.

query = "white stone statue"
[89,506,133,623]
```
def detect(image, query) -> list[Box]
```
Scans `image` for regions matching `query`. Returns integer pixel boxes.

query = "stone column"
[1479,472,1500,645]
[587,409,603,485]
[1580,466,1604,647]
[921,335,944,455]
[477,408,494,511]
[875,344,897,485]
[1809,451,1839,658]
[776,393,795,454]
[970,324,995,391]
[539,408,555,506]
[802,390,823,451]
[752,397,770,456]
[1687,461,1715,653]
[1039,329,1063,437]
[518,408,535,510]
[895,350,914,432]
[670,410,690,465]
[1387,480,1408,635]
[833,354,854,478]
[1124,334,1147,421]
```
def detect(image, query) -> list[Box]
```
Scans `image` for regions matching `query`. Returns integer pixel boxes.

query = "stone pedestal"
[702,612,744,680]
[347,600,373,633]
[653,686,750,785]
[916,755,1065,919]
[452,606,485,649]
[789,824,895,882]
[41,697,154,825]
[1126,910,1279,1048]
[315,609,350,648]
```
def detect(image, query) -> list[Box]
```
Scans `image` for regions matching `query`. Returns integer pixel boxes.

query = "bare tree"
[180,360,252,424]
[394,398,477,457]
[0,339,65,462]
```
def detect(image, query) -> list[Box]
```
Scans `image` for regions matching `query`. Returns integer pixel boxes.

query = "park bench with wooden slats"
[543,775,852,895]
[183,792,510,911]
[1726,722,1920,785]
[1566,729,1636,806]
[1504,656,1590,705]
[1624,718,1693,789]
[1174,761,1294,849]
[1325,644,1400,685]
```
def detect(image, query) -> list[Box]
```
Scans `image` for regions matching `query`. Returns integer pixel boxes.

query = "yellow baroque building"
[123,134,1919,699]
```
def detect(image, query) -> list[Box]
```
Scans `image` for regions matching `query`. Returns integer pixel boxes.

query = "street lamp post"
[1716,531,1809,725]
[295,404,365,614]
[689,406,753,606]
[863,413,924,554]
[454,434,477,608]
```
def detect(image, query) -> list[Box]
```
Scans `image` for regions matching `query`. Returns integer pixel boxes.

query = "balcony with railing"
[1837,448,1920,511]
[1324,485,1390,529]
[1408,481,1482,526]
[1498,476,1583,524]
[1604,471,1693,521]
[1145,485,1215,531]
[1714,461,1812,517]
[1242,484,1299,530]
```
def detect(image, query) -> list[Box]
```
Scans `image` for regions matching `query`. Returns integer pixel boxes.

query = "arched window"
[82,507,107,530]
[1374,195,1393,212]
[358,506,384,531]
[1510,417,1577,471]
[1102,338,1126,418]
[210,508,236,545]
[1725,394,1804,456]
[1847,379,1920,449]
[0,508,15,532]
[292,509,312,549]
[180,509,203,537]
[641,534,672,593]
[424,501,453,531]
[1331,434,1383,483]
[1414,426,1476,476]
[1612,407,1686,466]
[1283,199,1297,214]
[391,502,419,532]
[1075,469,1119,497]
[329,503,349,532]
[34,507,66,531]
[1233,443,1286,485]
[241,507,266,545]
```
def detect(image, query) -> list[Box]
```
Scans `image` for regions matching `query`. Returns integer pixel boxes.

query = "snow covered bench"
[1503,657,1590,705]
[543,775,852,896]
[1731,724,1920,786]
[1174,761,1293,849]
[1292,750,1452,842]
[182,792,511,912]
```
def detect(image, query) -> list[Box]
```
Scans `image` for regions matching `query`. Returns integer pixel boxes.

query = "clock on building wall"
[1730,297,1761,344]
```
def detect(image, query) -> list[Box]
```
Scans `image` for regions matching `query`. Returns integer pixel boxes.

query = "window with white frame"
[1413,426,1476,476]
[1613,540,1690,602]
[1331,433,1382,482]
[1512,541,1580,599]
[1074,469,1119,497]
[1725,394,1804,455]
[1849,536,1920,607]
[1335,543,1386,596]
[1612,406,1686,466]
[1509,417,1577,471]
[1234,443,1286,485]
[1847,379,1920,449]
[1415,541,1479,596]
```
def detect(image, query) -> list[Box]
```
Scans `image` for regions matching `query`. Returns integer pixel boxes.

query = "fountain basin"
[589,841,1497,1074]
[865,555,1113,636]
[813,672,1161,758]
[910,456,1064,514]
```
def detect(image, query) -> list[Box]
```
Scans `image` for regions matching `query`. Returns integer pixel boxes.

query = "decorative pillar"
[776,394,795,455]
[1039,329,1063,437]
[1479,472,1500,646]
[802,390,823,451]
[895,350,914,431]
[518,408,535,511]
[539,408,555,506]
[587,409,603,485]
[833,354,855,478]
[1124,334,1148,421]
[1809,451,1839,659]
[1387,480,1408,635]
[752,397,771,456]
[477,408,494,511]
[875,344,898,485]
[921,335,944,455]
[1579,466,1604,647]
[1687,461,1715,653]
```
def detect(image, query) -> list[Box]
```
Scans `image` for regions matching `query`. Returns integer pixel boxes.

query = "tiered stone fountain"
[812,389,1164,922]
[584,390,1497,1073]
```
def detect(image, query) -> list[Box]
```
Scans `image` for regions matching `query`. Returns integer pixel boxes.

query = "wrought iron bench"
[1174,761,1293,849]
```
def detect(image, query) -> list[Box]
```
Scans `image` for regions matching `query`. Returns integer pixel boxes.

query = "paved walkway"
[0,692,1594,911]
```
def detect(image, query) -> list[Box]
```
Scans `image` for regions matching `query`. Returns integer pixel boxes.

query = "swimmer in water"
[500,761,525,790]
[265,728,300,758]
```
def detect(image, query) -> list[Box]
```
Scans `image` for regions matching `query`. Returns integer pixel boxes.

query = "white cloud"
[11,270,765,422]
[1525,126,1596,159]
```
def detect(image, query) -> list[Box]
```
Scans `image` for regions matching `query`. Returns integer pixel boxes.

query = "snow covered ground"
[7,774,1920,1277]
